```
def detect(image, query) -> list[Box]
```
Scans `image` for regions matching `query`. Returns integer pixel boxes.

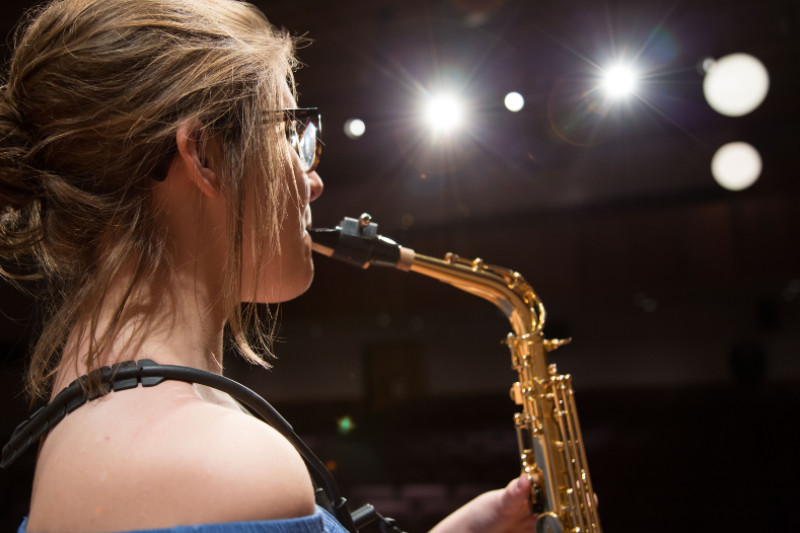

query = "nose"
[308,170,324,202]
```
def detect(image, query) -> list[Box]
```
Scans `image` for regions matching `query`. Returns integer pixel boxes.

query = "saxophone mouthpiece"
[308,213,414,271]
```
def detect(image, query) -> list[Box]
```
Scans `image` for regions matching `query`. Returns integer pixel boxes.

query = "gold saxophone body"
[310,215,603,533]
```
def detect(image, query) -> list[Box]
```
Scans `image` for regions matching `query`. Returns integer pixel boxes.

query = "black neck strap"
[1,360,365,531]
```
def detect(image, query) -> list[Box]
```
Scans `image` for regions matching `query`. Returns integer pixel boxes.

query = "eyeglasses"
[283,107,321,172]
[151,108,322,182]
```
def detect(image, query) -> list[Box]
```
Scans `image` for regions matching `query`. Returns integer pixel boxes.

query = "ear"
[175,118,221,198]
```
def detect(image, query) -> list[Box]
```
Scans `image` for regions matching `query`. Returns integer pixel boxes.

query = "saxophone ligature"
[309,214,602,533]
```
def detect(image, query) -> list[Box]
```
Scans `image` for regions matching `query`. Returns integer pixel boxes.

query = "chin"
[246,263,315,304]
[273,274,315,303]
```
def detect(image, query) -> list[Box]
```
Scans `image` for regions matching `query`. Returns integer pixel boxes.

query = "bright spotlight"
[703,53,769,117]
[424,94,464,133]
[711,141,762,191]
[343,118,366,139]
[504,91,524,112]
[601,65,638,97]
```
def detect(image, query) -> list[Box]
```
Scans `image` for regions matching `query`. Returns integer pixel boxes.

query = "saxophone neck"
[408,252,543,337]
[308,215,544,337]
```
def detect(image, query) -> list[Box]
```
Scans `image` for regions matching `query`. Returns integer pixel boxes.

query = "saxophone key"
[510,382,523,404]
[534,513,563,533]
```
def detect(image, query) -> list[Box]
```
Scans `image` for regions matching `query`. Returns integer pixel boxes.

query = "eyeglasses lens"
[297,121,318,172]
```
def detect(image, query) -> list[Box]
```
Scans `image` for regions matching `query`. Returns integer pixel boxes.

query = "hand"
[428,475,537,533]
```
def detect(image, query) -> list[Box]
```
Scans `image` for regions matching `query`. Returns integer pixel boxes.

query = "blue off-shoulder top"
[18,505,349,533]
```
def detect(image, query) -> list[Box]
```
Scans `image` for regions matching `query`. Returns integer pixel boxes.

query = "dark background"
[2,0,799,531]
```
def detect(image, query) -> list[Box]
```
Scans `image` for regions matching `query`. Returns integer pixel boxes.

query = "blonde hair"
[0,0,299,400]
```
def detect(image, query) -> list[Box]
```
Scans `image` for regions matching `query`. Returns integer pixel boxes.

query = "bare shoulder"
[154,393,317,521]
[29,382,316,531]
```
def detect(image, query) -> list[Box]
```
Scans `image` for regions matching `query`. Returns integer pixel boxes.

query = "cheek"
[302,175,310,204]
[287,153,310,205]
[294,171,310,209]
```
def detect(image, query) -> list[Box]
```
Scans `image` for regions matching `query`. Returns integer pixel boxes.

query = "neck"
[53,163,234,396]
[53,263,227,395]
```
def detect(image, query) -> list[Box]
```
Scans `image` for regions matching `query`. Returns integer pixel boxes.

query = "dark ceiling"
[261,0,799,221]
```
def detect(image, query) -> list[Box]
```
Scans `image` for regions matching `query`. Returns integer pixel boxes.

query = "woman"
[0,0,534,531]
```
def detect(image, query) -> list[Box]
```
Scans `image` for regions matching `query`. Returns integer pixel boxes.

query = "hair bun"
[1,84,39,211]
[1,84,44,267]
[0,84,27,132]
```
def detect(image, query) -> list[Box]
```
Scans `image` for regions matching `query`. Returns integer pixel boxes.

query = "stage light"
[601,64,638,98]
[343,118,366,139]
[423,93,465,134]
[711,142,761,191]
[504,91,524,112]
[703,53,769,117]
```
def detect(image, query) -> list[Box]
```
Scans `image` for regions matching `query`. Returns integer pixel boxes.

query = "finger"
[499,475,532,513]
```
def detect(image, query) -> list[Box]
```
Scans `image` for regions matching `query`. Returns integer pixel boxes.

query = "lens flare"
[547,78,621,147]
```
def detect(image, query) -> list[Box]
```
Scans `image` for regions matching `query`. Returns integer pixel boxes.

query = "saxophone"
[309,214,602,533]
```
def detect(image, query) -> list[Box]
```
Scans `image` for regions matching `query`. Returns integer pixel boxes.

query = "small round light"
[711,142,762,191]
[337,416,355,434]
[343,118,366,139]
[504,91,524,112]
[703,53,769,117]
